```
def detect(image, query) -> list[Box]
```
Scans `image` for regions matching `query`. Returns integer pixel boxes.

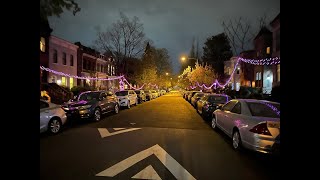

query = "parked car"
[115,90,138,109]
[190,92,206,108]
[144,90,153,101]
[151,90,159,98]
[40,99,67,134]
[135,90,146,103]
[211,99,280,154]
[197,94,231,120]
[187,91,201,102]
[62,91,119,122]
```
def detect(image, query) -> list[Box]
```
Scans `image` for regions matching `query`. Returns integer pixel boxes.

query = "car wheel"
[94,108,101,121]
[48,118,62,134]
[127,101,131,109]
[211,116,217,129]
[114,104,119,114]
[232,130,242,150]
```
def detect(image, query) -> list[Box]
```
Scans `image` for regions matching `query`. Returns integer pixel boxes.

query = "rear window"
[208,95,229,104]
[115,91,128,96]
[247,102,280,118]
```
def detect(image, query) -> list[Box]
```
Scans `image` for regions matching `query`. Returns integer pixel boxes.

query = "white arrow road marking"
[113,128,126,131]
[132,165,162,180]
[96,144,196,180]
[98,128,141,138]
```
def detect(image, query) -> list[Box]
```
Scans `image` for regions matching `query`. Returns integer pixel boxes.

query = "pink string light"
[40,66,124,81]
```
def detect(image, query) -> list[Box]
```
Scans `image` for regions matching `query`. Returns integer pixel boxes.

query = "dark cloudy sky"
[48,0,280,74]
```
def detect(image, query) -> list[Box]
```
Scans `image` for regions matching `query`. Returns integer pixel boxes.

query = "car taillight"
[249,123,271,136]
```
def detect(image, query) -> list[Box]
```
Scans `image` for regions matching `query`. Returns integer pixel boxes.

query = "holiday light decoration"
[119,79,125,91]
[238,57,280,65]
[40,66,124,81]
[185,56,280,89]
[260,101,280,116]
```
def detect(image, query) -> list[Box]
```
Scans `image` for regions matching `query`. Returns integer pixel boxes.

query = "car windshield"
[247,102,280,118]
[135,91,141,94]
[195,93,205,97]
[208,95,229,103]
[78,92,100,101]
[115,91,129,96]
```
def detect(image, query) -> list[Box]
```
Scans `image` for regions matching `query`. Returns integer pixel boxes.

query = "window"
[231,102,241,114]
[108,64,110,74]
[51,76,56,83]
[70,55,74,66]
[62,52,67,65]
[40,100,49,109]
[61,77,66,86]
[277,64,280,82]
[266,47,271,54]
[222,100,237,111]
[53,49,58,63]
[276,30,280,51]
[40,37,45,52]
[97,64,100,72]
[236,69,240,74]
[256,72,262,80]
[247,102,280,118]
[101,65,103,72]
[69,78,74,88]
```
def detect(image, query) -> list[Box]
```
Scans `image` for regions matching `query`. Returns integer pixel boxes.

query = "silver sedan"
[211,99,280,154]
[40,100,67,134]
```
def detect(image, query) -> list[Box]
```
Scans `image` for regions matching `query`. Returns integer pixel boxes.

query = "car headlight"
[79,105,92,110]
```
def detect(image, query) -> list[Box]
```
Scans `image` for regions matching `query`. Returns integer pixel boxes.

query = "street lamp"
[166,72,169,76]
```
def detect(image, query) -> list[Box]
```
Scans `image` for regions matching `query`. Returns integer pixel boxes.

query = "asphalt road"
[40,91,280,180]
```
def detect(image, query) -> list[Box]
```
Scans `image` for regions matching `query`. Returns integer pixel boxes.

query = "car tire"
[48,118,62,134]
[114,104,119,114]
[211,116,217,129]
[94,108,101,121]
[232,130,242,151]
[127,101,131,109]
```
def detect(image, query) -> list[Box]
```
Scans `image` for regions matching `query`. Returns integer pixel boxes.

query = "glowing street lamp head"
[181,56,186,61]
[166,72,169,76]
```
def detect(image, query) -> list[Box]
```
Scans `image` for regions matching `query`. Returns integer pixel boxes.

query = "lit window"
[61,77,66,86]
[40,37,45,52]
[266,47,270,54]
[108,64,110,74]
[69,78,74,88]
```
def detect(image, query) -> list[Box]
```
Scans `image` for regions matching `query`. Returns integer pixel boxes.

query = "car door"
[216,100,237,136]
[106,91,116,110]
[40,100,50,132]
[99,92,108,112]
[224,101,242,135]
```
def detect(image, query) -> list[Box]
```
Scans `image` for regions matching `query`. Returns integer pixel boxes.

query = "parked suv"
[62,91,119,122]
[115,90,138,109]
[135,90,146,103]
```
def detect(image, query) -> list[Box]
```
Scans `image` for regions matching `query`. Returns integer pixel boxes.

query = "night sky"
[48,0,280,74]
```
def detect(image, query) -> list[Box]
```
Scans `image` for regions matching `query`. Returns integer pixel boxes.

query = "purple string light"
[260,101,280,116]
[40,66,124,81]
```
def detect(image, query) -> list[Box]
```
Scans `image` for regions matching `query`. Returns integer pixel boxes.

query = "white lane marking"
[97,128,141,138]
[96,144,196,180]
[113,128,126,131]
[131,165,162,180]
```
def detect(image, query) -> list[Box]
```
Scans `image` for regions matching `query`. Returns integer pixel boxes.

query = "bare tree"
[94,12,147,74]
[221,15,267,55]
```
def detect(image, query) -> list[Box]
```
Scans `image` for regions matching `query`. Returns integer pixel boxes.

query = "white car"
[211,99,280,154]
[115,90,138,109]
[40,99,67,134]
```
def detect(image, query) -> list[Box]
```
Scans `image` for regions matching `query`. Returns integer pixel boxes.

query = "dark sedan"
[62,91,119,122]
[196,94,231,120]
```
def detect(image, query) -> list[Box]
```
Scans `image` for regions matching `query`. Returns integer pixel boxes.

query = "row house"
[253,13,280,94]
[75,42,117,91]
[40,17,52,90]
[224,57,242,91]
[271,13,280,86]
[48,36,78,89]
